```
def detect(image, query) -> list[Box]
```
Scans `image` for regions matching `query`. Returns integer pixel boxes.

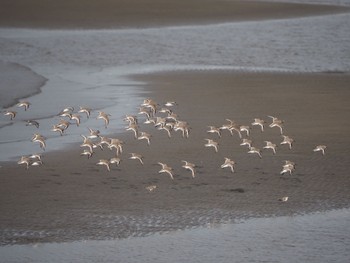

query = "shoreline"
[1,70,349,245]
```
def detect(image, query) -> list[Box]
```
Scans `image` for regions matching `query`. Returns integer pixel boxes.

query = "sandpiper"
[248,146,262,158]
[129,153,144,165]
[158,123,172,138]
[205,139,219,153]
[80,149,93,159]
[207,126,221,137]
[278,196,289,202]
[268,116,284,134]
[146,185,157,192]
[158,162,174,180]
[17,101,31,111]
[138,132,152,146]
[31,133,46,150]
[51,124,64,136]
[87,127,100,139]
[174,121,190,138]
[97,111,111,128]
[240,138,253,148]
[281,135,294,150]
[57,119,70,130]
[3,110,17,120]
[110,157,121,167]
[263,141,277,155]
[251,118,265,132]
[229,124,242,138]
[18,156,31,169]
[96,159,110,171]
[280,163,295,175]
[313,145,326,155]
[239,125,251,137]
[181,160,196,178]
[26,120,40,128]
[221,157,235,173]
[126,123,139,139]
[78,106,92,118]
[164,101,178,107]
[71,114,81,126]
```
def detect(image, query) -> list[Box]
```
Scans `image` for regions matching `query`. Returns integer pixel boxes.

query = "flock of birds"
[2,98,327,201]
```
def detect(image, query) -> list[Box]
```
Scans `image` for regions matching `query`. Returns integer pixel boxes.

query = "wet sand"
[0,0,349,29]
[1,70,350,245]
[1,0,350,246]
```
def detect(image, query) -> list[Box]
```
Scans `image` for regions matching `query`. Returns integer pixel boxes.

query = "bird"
[97,111,111,128]
[87,127,100,139]
[110,157,121,167]
[240,138,253,148]
[205,139,219,152]
[158,162,174,180]
[3,110,17,120]
[268,116,284,134]
[164,101,178,107]
[280,163,295,175]
[313,145,326,155]
[145,185,157,192]
[251,118,265,132]
[29,153,42,161]
[239,125,251,137]
[181,160,196,178]
[30,160,43,167]
[174,121,190,138]
[126,123,139,139]
[281,135,294,150]
[278,196,289,202]
[129,153,144,165]
[51,125,64,136]
[17,101,31,111]
[78,106,92,118]
[138,132,152,146]
[80,149,93,159]
[71,114,81,126]
[221,158,235,173]
[207,126,221,137]
[18,156,31,169]
[248,146,262,159]
[26,120,40,128]
[96,159,110,171]
[263,141,277,155]
[31,133,46,150]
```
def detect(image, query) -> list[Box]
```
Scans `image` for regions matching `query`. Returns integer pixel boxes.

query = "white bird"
[281,135,294,150]
[251,118,265,132]
[17,101,31,111]
[129,153,144,165]
[204,139,219,152]
[158,162,174,180]
[278,196,289,202]
[313,145,326,155]
[221,158,235,173]
[138,132,152,145]
[248,147,262,159]
[96,159,110,171]
[181,160,196,178]
[263,141,277,155]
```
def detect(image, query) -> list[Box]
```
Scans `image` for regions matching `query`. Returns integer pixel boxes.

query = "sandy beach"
[0,0,350,257]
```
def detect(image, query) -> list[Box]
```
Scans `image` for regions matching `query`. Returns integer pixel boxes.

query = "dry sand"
[1,0,350,245]
[1,70,349,244]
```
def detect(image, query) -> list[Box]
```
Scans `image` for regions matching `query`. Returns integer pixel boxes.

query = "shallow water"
[1,208,349,263]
